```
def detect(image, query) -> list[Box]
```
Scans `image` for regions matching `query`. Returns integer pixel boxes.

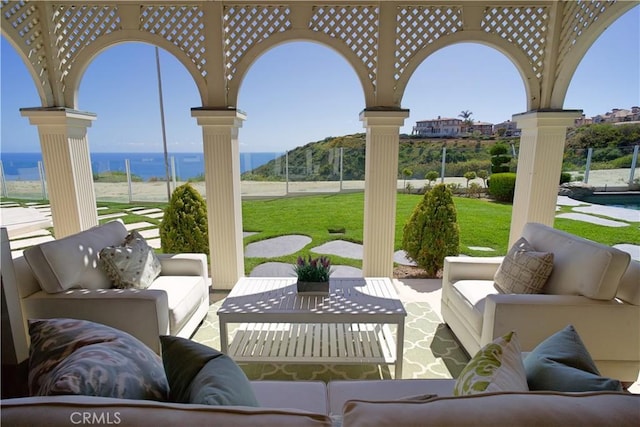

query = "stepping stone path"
[311,240,363,260]
[98,212,126,220]
[250,262,296,277]
[125,221,156,231]
[556,213,629,227]
[572,205,639,223]
[394,250,416,266]
[245,235,311,258]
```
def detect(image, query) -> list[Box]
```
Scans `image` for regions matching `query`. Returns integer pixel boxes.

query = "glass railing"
[1,146,638,203]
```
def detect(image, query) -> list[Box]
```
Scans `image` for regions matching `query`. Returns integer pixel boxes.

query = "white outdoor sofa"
[3,220,210,354]
[441,222,639,383]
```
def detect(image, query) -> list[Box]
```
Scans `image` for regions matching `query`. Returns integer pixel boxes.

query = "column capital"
[360,108,410,127]
[20,107,96,127]
[512,109,582,129]
[191,107,247,127]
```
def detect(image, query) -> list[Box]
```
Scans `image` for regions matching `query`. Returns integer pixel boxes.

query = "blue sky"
[1,5,638,154]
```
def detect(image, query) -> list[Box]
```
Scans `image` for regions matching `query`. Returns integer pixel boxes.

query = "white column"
[20,107,98,238]
[191,108,246,290]
[510,110,581,245]
[360,109,410,277]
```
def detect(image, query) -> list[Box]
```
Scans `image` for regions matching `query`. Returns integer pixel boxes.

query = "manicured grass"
[242,193,366,273]
[5,193,639,275]
[243,192,640,273]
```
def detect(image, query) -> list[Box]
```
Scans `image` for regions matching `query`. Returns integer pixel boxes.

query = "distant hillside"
[241,123,640,181]
[564,123,640,169]
[242,133,509,181]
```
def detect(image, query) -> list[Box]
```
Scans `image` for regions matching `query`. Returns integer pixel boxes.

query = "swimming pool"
[572,192,640,210]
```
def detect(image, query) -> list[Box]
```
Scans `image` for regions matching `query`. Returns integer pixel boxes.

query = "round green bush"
[560,172,572,184]
[160,183,209,255]
[488,173,517,202]
[402,183,460,277]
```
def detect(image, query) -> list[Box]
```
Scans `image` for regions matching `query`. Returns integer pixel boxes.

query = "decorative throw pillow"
[523,325,623,392]
[160,335,259,407]
[453,331,529,396]
[99,230,162,289]
[28,318,169,401]
[494,237,554,294]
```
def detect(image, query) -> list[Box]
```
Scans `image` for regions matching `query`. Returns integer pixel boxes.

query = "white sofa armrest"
[481,294,640,381]
[22,289,169,354]
[443,256,504,284]
[157,253,208,280]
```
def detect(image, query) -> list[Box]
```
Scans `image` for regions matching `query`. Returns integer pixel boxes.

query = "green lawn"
[241,192,639,272]
[5,193,639,275]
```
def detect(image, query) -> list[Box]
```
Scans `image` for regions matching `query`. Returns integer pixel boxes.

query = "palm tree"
[459,110,473,135]
[458,110,473,124]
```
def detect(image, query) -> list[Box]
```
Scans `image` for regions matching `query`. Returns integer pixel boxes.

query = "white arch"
[227,29,373,107]
[0,33,52,107]
[395,31,538,111]
[65,31,207,109]
[551,3,639,108]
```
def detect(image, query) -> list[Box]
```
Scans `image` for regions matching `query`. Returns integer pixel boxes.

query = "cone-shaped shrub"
[160,183,209,255]
[402,183,459,276]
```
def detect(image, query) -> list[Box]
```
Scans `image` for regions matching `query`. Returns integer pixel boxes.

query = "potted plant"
[293,255,332,294]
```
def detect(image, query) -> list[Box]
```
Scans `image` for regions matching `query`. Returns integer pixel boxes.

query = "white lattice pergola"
[1,1,636,289]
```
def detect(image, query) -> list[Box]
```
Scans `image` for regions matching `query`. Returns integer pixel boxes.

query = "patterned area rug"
[191,300,470,382]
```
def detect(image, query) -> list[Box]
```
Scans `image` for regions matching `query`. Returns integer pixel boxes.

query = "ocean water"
[0,152,281,181]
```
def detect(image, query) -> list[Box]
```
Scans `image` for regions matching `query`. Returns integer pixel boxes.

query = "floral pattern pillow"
[454,331,529,396]
[28,318,169,401]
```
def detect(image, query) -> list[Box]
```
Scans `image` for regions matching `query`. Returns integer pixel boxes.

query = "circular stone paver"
[249,262,296,277]
[394,250,417,266]
[330,265,363,277]
[245,235,311,258]
[311,240,363,260]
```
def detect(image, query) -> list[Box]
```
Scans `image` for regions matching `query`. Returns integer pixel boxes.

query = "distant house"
[463,121,494,136]
[493,120,521,137]
[412,117,495,137]
[574,114,593,126]
[412,116,463,137]
[592,107,640,123]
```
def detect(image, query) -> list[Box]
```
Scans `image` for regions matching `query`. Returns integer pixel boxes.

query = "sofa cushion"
[160,335,259,407]
[523,325,622,392]
[150,275,206,334]
[28,318,169,401]
[521,223,630,300]
[494,237,553,294]
[454,331,528,396]
[616,259,640,305]
[0,396,333,427]
[450,280,497,336]
[342,391,640,427]
[24,220,129,293]
[99,230,162,289]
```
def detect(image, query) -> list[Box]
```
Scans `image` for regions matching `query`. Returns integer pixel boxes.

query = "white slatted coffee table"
[217,277,407,377]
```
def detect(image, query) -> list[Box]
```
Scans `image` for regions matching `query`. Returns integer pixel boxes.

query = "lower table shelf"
[227,322,398,365]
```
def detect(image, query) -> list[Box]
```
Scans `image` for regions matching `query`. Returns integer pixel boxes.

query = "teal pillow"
[160,336,259,406]
[523,325,622,392]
